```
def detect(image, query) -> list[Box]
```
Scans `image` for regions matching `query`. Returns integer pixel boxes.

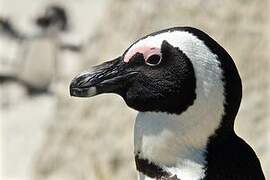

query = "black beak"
[70,56,138,97]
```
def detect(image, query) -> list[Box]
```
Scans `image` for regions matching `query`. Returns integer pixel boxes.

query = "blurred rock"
[0,82,56,180]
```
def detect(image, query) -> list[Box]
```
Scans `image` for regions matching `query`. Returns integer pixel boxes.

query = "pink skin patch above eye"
[123,46,161,63]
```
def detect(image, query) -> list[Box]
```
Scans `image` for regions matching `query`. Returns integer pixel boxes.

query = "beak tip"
[69,80,77,96]
[69,88,75,97]
[69,87,76,97]
[69,80,97,98]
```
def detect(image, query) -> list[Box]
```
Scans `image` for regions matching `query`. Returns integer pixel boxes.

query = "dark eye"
[145,54,162,66]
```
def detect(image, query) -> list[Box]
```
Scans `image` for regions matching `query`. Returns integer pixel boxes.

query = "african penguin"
[69,27,265,180]
[0,5,81,95]
[0,17,56,94]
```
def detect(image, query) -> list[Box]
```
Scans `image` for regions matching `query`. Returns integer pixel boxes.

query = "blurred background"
[0,0,269,180]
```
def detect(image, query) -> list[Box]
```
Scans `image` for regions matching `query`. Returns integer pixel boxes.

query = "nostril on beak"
[36,17,51,28]
[70,75,90,89]
[70,77,81,89]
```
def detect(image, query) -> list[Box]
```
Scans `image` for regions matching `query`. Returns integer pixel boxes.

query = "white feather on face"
[130,30,225,180]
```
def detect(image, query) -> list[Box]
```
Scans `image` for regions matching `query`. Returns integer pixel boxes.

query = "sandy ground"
[0,83,56,180]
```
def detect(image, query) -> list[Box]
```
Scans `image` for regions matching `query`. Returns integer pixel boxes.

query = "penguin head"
[121,39,196,114]
[36,5,68,32]
[70,27,241,123]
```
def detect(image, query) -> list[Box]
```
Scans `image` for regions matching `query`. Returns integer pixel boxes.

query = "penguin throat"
[134,109,223,179]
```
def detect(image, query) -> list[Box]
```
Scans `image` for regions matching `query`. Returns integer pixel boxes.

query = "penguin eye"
[145,54,162,66]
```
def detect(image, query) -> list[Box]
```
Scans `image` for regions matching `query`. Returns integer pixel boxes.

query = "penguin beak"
[70,56,138,97]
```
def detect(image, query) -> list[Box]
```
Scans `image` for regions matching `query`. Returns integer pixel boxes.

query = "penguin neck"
[134,103,225,179]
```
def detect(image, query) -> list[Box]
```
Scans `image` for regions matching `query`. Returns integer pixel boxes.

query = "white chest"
[134,112,208,180]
